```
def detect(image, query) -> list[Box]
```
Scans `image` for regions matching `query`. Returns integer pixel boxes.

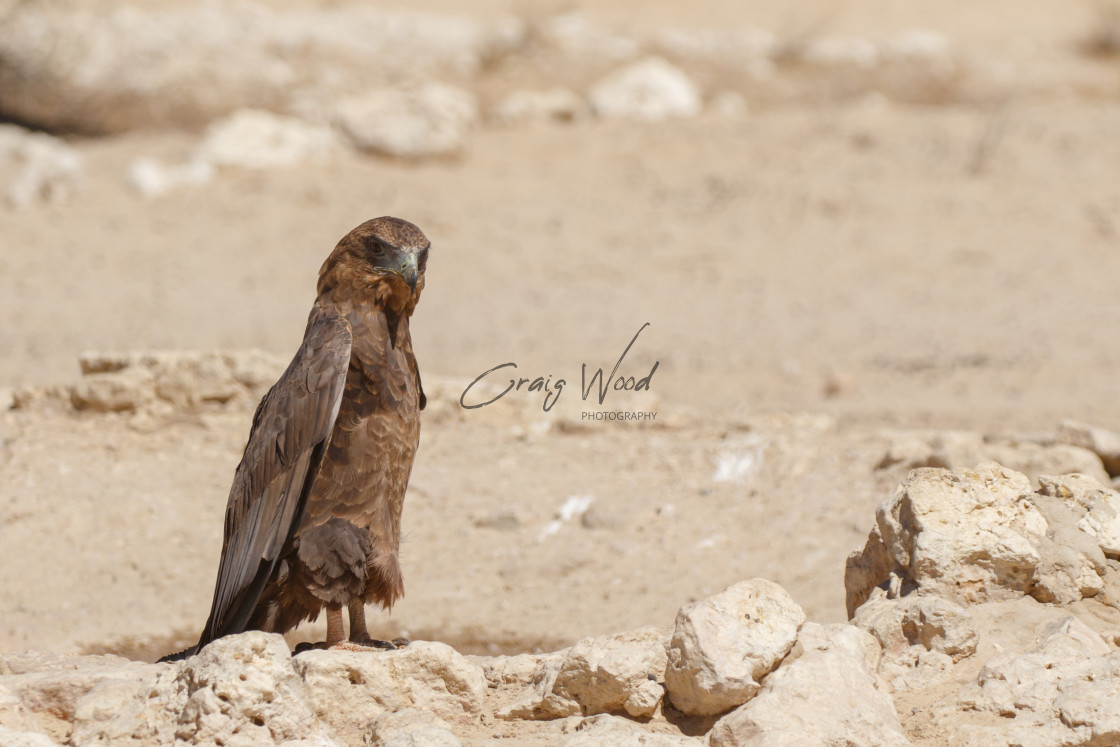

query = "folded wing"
[194,308,351,651]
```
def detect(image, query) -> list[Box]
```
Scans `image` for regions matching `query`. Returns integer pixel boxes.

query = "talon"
[391,638,411,648]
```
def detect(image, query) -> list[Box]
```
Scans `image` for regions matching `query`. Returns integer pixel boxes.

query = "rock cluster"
[5,457,1120,744]
[846,462,1120,614]
[875,428,1116,487]
[847,461,1120,745]
[11,350,284,415]
[129,109,342,197]
[0,3,1004,204]
[0,576,905,746]
[0,3,973,139]
[0,2,521,136]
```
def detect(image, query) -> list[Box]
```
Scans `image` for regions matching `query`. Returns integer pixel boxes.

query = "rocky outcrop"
[0,634,484,747]
[11,350,285,414]
[875,430,1111,486]
[5,461,1120,745]
[0,581,889,746]
[0,634,325,746]
[845,462,1116,615]
[940,613,1120,746]
[847,462,1120,745]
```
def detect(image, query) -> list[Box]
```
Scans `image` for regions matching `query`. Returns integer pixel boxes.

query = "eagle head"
[319,217,430,313]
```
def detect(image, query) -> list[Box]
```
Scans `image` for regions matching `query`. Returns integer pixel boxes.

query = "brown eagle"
[164,217,429,660]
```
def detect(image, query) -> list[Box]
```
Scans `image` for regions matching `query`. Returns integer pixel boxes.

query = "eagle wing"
[194,308,351,649]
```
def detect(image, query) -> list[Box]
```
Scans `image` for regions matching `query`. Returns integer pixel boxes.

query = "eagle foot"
[293,638,403,654]
[333,638,402,652]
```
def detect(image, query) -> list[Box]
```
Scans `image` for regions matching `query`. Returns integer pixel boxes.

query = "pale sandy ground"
[2,0,1120,742]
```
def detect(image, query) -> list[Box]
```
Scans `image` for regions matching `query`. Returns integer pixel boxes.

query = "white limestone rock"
[553,627,668,718]
[0,684,46,735]
[846,463,1109,613]
[664,579,805,716]
[57,350,285,414]
[332,85,478,158]
[196,109,342,169]
[127,157,215,198]
[707,623,909,747]
[950,616,1120,745]
[0,652,165,744]
[365,708,459,747]
[1038,472,1120,557]
[589,57,701,122]
[876,430,1110,485]
[852,594,977,663]
[293,641,485,738]
[494,652,580,721]
[1057,420,1120,476]
[174,632,321,746]
[0,726,63,747]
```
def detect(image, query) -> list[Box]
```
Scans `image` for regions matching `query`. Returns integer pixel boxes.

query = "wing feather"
[194,308,351,650]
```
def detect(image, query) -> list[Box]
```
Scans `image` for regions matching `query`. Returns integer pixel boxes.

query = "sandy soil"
[2,0,1120,742]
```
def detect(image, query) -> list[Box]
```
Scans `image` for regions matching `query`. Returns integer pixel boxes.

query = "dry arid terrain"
[3,0,1120,744]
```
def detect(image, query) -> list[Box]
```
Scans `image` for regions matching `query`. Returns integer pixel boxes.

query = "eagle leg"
[291,606,352,653]
[311,598,407,651]
[348,598,369,642]
[326,604,346,646]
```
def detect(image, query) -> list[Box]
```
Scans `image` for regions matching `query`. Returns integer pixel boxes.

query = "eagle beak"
[399,254,419,293]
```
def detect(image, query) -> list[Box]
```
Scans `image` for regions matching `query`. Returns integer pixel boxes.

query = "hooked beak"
[399,253,419,293]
